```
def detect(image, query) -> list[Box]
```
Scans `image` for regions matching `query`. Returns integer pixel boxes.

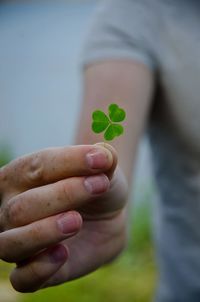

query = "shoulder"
[81,0,162,71]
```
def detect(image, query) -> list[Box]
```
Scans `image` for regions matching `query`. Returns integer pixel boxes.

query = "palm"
[44,171,127,287]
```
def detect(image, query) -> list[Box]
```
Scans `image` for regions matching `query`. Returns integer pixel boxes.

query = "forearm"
[74,60,154,262]
[75,60,154,184]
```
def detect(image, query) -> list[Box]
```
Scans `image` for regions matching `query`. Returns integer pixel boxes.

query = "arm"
[76,60,154,182]
[70,59,154,263]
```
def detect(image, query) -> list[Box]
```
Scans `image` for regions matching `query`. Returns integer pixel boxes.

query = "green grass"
[21,254,156,302]
[0,148,157,302]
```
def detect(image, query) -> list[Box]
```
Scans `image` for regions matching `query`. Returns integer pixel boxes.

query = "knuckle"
[28,223,43,242]
[3,198,23,228]
[25,154,44,185]
[61,182,74,208]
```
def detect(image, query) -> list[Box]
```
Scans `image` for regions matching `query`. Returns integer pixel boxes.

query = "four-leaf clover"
[92,104,126,141]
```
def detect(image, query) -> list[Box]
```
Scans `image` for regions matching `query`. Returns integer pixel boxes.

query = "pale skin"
[0,60,154,292]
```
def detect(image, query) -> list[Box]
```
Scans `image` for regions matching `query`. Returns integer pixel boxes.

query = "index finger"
[0,143,117,192]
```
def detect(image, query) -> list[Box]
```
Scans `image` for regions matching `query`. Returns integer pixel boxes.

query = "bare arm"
[76,60,154,183]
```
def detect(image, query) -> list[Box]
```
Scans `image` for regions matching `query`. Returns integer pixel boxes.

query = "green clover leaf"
[104,124,124,141]
[109,104,126,122]
[92,110,110,133]
[92,103,126,141]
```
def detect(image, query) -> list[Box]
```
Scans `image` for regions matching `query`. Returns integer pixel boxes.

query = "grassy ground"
[0,149,157,302]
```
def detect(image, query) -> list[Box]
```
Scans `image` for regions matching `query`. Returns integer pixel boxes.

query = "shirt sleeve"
[81,0,158,71]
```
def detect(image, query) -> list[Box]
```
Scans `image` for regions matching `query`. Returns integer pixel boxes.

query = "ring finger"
[0,211,82,263]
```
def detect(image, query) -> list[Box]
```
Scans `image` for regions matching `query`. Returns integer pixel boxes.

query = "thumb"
[94,142,118,180]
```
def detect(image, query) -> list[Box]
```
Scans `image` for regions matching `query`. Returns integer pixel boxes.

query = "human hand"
[0,143,128,292]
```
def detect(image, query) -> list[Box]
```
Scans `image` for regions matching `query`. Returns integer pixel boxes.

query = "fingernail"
[49,245,68,263]
[84,174,110,194]
[57,212,81,235]
[86,147,113,169]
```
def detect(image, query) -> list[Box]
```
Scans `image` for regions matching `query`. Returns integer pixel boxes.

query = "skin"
[0,60,154,292]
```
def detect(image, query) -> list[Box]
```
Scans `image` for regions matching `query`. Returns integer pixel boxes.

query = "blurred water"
[0,0,153,201]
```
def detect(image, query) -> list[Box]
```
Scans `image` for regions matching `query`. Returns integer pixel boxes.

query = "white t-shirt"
[82,1,200,301]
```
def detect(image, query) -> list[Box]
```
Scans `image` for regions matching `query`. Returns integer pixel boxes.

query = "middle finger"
[2,174,110,229]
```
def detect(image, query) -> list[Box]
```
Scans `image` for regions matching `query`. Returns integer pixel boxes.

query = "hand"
[0,143,128,292]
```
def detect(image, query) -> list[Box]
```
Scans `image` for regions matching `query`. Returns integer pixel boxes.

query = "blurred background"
[0,0,157,301]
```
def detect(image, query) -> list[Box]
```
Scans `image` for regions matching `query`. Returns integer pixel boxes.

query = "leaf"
[92,110,110,133]
[104,124,124,141]
[91,103,126,141]
[109,104,126,122]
